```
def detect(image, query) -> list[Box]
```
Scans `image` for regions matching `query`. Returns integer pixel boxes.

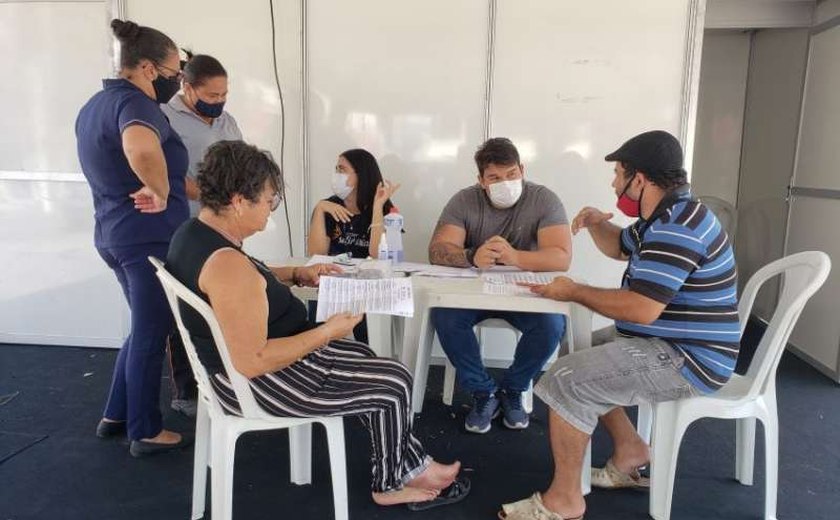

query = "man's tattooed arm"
[428,222,471,267]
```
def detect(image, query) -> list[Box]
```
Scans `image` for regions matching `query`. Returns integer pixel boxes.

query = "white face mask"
[487,179,523,209]
[331,172,353,200]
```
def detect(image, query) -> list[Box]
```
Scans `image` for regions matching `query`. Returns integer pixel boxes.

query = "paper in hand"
[315,276,414,321]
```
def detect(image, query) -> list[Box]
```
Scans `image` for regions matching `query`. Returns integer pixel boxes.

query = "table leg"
[366,314,393,358]
[568,303,593,353]
[399,293,434,414]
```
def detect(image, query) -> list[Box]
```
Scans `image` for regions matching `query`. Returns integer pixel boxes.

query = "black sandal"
[406,476,471,512]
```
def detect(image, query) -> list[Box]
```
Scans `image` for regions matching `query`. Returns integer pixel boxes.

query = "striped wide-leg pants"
[209,339,430,493]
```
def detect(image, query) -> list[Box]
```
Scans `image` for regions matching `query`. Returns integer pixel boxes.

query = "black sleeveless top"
[166,218,313,375]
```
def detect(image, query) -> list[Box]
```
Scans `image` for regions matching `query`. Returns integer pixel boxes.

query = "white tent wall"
[1,0,702,351]
[817,0,840,22]
[783,0,840,381]
[735,28,810,322]
[0,1,129,348]
[691,30,752,207]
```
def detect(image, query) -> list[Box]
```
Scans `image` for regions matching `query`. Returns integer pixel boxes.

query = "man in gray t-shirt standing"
[429,137,572,434]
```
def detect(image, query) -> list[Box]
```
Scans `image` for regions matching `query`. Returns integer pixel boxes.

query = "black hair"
[621,161,687,190]
[340,149,393,227]
[110,19,177,70]
[197,141,283,213]
[474,137,521,176]
[182,50,228,87]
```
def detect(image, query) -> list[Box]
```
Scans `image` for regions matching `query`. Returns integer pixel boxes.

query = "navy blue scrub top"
[76,79,189,248]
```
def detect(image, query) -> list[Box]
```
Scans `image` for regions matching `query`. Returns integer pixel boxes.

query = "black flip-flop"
[406,476,471,512]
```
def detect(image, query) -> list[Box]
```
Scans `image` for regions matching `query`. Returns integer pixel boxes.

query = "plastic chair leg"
[323,420,349,520]
[735,417,756,486]
[289,423,313,485]
[763,416,779,520]
[442,357,456,406]
[637,402,654,445]
[582,440,592,496]
[210,427,237,520]
[191,399,211,520]
[649,403,688,520]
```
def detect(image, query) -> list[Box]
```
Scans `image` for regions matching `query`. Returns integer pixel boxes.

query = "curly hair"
[197,141,283,213]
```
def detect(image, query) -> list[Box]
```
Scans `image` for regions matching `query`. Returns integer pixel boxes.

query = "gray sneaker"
[500,390,529,430]
[465,391,500,434]
[171,399,198,419]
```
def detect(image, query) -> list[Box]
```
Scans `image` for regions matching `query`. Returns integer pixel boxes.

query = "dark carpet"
[0,322,838,519]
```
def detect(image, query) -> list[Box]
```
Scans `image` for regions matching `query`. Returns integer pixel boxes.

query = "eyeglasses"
[269,192,282,212]
[155,63,184,82]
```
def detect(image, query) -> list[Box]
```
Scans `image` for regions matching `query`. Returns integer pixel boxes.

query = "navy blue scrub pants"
[97,243,172,440]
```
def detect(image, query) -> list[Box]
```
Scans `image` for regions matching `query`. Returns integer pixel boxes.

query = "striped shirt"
[616,186,739,393]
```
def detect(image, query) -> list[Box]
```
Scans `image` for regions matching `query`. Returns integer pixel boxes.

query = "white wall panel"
[305,0,488,264]
[705,0,815,29]
[785,197,840,377]
[692,30,751,206]
[490,0,692,310]
[736,28,809,321]
[126,0,304,264]
[784,22,840,380]
[794,25,840,190]
[0,2,127,348]
[816,0,840,24]
[0,181,129,347]
[0,1,109,175]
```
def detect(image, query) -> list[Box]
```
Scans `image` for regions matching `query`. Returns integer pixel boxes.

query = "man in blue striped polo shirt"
[499,131,739,520]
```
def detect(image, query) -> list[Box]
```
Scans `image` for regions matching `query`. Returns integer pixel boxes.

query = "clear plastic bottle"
[377,230,390,260]
[383,207,404,262]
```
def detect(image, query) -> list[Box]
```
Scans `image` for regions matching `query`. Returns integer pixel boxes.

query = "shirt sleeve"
[228,115,243,140]
[117,95,170,141]
[626,221,706,304]
[535,187,569,229]
[436,190,468,230]
[619,225,636,256]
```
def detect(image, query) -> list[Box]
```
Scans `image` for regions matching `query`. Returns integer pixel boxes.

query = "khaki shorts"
[534,336,699,434]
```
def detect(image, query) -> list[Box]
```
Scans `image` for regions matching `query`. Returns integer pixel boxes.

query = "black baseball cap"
[604,130,683,175]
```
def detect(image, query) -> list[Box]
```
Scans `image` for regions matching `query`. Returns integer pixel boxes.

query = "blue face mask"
[152,74,180,103]
[194,98,225,118]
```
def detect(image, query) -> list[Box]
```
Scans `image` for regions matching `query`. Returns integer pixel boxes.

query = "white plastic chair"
[441,318,551,413]
[697,195,738,244]
[649,251,831,520]
[149,257,348,520]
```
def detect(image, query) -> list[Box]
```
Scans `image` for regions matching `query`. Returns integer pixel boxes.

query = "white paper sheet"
[481,272,555,296]
[306,254,362,273]
[406,263,479,278]
[315,276,414,321]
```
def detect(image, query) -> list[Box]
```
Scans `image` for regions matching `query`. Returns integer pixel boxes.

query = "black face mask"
[152,74,181,103]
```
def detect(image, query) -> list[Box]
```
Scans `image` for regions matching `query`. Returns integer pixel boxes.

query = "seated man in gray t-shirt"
[428,137,572,433]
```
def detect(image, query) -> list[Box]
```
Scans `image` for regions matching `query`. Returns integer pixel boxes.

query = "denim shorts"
[534,336,699,435]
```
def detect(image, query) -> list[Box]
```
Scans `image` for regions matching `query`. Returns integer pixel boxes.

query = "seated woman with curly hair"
[165,140,470,509]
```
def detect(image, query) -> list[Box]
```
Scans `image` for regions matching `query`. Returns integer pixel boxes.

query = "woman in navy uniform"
[75,19,191,457]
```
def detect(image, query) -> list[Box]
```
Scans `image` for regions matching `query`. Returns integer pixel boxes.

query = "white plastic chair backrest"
[698,195,737,240]
[149,256,267,419]
[734,251,831,399]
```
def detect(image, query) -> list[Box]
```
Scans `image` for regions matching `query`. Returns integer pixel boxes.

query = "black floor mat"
[0,431,48,464]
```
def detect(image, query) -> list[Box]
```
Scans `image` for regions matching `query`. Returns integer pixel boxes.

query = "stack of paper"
[394,262,478,278]
[481,272,555,296]
[315,276,414,321]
